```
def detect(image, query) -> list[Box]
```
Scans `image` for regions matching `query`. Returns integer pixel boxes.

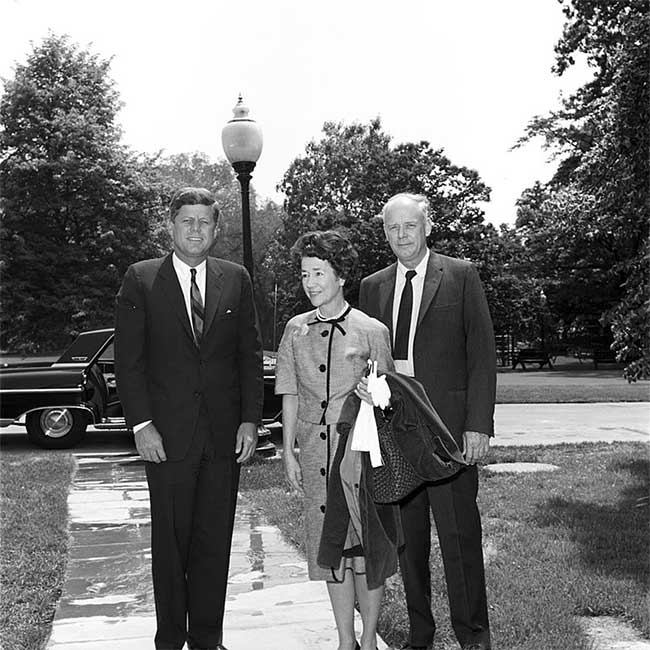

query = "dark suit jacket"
[317,402,402,590]
[359,251,496,442]
[114,253,263,460]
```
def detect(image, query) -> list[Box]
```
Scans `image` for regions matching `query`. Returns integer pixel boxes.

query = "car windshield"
[55,329,114,366]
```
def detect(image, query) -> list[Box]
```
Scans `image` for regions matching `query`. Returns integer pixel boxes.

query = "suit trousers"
[145,408,241,650]
[398,465,490,648]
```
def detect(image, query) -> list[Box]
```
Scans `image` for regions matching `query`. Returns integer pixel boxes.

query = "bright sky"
[0,0,591,225]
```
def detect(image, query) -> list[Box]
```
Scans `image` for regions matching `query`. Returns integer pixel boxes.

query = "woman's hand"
[283,451,304,495]
[355,375,374,405]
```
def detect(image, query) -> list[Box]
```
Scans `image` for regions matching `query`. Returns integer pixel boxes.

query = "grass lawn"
[496,381,649,403]
[496,364,650,403]
[1,365,646,649]
[240,441,649,650]
[0,450,75,650]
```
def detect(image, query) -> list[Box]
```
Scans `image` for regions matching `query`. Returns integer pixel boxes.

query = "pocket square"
[225,308,232,314]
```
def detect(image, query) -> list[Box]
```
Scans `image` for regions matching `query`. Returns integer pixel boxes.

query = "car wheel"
[26,408,89,449]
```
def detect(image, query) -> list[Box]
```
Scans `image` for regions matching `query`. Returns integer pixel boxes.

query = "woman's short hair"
[169,187,219,223]
[291,230,358,282]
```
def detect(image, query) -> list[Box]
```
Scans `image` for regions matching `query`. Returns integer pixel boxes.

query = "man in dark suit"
[358,193,496,650]
[115,187,263,650]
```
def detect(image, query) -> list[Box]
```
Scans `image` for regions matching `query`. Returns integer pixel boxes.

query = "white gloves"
[350,361,391,468]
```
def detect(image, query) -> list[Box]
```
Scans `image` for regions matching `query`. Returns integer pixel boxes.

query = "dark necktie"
[394,270,416,360]
[190,268,204,347]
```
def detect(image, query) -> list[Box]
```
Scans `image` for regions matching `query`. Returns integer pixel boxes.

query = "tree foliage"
[0,35,161,352]
[265,118,538,341]
[279,119,489,266]
[515,0,649,379]
[149,151,240,255]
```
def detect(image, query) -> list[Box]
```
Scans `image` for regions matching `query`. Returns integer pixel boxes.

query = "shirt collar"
[172,253,206,276]
[397,248,430,279]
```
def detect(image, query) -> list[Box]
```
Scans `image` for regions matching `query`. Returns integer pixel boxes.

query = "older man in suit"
[115,187,263,650]
[358,193,496,650]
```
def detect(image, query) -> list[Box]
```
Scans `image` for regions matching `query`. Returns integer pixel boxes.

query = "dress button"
[320,432,326,440]
[321,400,327,409]
[320,468,326,476]
[321,330,329,337]
[320,505,326,513]
[193,391,201,398]
[319,364,326,372]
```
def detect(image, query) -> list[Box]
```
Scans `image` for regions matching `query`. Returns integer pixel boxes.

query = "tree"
[514,185,624,343]
[515,0,649,379]
[468,223,551,348]
[0,35,161,352]
[265,119,497,338]
[149,151,239,252]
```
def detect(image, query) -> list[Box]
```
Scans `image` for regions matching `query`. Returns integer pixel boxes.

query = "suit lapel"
[418,252,443,327]
[379,263,397,338]
[203,258,224,337]
[159,254,194,343]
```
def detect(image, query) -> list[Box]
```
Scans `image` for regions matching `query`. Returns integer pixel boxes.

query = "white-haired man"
[358,193,496,650]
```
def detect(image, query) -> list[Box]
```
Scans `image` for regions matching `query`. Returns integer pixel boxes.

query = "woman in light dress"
[275,230,400,650]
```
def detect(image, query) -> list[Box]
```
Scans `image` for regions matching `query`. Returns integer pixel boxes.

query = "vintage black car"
[0,328,280,453]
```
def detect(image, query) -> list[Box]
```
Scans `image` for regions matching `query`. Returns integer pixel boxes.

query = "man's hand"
[463,430,490,464]
[283,451,304,495]
[235,422,258,464]
[134,422,167,463]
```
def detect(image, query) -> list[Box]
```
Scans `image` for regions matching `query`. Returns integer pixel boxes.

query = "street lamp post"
[539,289,547,352]
[221,95,263,286]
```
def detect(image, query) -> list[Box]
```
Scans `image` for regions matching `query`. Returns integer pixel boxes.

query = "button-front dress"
[275,306,393,581]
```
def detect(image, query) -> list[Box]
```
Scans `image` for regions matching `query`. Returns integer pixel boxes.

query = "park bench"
[512,348,554,370]
[572,346,618,368]
[572,348,592,363]
[593,347,617,369]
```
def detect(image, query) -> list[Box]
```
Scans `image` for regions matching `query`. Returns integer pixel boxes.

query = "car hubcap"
[40,408,73,438]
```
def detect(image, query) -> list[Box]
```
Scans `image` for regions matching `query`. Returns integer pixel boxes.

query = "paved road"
[492,402,649,446]
[2,402,647,453]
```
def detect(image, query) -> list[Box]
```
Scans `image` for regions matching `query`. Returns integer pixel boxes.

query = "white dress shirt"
[392,249,430,377]
[172,253,207,333]
[133,253,207,434]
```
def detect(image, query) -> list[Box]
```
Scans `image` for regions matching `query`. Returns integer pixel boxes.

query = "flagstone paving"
[43,402,649,649]
[46,451,383,650]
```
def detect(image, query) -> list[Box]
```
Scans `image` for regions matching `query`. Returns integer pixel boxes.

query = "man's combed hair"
[169,187,219,222]
[291,230,358,282]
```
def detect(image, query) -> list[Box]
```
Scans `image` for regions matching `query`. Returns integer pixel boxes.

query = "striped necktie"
[190,268,204,347]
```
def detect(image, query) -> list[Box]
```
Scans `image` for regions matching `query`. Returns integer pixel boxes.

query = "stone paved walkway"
[46,451,384,650]
[44,402,649,649]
